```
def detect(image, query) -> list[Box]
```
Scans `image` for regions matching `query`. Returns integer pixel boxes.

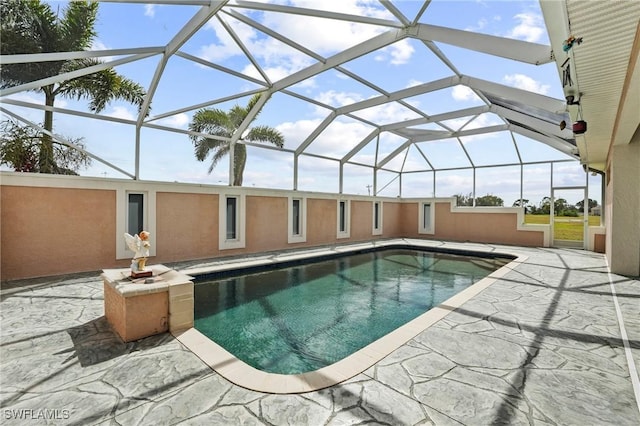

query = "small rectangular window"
[288,197,306,243]
[374,202,380,230]
[339,201,346,232]
[372,201,383,235]
[128,193,144,235]
[423,203,431,229]
[226,196,237,240]
[292,199,301,235]
[419,201,434,234]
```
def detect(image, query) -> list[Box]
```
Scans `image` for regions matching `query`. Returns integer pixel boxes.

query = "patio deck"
[1,241,639,425]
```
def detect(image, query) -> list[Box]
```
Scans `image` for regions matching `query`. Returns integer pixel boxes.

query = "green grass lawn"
[524,215,601,240]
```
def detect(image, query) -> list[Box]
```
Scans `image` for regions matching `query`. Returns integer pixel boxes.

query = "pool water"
[194,249,508,375]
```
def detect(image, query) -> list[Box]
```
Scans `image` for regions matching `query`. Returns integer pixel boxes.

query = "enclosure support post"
[134,127,141,180]
[228,142,235,186]
[433,170,436,199]
[520,164,524,210]
[373,167,377,196]
[472,167,476,207]
[293,154,298,191]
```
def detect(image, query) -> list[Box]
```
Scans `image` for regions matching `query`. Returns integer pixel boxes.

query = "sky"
[1,0,602,206]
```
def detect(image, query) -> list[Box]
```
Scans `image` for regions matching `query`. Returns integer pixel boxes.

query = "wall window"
[419,201,435,234]
[127,193,145,236]
[372,201,383,235]
[337,199,350,238]
[292,198,301,236]
[219,193,246,250]
[288,197,306,243]
[117,188,156,260]
[226,196,238,240]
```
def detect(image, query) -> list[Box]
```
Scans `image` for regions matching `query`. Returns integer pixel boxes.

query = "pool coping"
[173,238,528,394]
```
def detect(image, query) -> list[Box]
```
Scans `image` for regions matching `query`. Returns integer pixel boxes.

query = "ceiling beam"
[229,0,403,28]
[136,2,228,127]
[509,126,579,158]
[377,124,510,168]
[0,46,163,64]
[411,23,553,65]
[463,75,566,112]
[0,52,155,97]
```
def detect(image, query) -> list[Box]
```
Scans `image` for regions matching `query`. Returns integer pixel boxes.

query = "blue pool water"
[194,248,509,375]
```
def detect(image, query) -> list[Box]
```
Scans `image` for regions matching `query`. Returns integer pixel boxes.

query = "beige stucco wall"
[1,185,121,279]
[606,131,640,276]
[430,203,544,246]
[155,192,218,263]
[1,174,551,281]
[306,198,338,245]
[350,200,373,240]
[245,195,288,252]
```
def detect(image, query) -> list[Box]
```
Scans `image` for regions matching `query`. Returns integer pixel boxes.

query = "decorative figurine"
[124,231,152,278]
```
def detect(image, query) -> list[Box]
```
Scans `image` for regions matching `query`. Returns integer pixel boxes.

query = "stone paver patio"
[1,242,639,425]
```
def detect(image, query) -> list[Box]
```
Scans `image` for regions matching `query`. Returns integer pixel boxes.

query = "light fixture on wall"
[573,120,587,134]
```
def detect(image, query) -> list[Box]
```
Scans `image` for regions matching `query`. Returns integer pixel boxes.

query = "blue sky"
[2,0,601,206]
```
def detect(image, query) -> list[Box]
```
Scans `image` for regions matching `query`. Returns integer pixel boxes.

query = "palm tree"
[0,0,147,174]
[189,94,284,186]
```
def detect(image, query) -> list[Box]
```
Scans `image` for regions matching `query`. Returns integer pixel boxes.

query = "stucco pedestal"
[102,264,194,342]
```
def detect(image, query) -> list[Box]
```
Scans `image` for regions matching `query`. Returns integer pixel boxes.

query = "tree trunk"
[39,86,56,173]
[233,144,247,186]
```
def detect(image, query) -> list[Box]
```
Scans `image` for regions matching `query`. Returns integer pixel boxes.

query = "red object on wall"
[573,120,587,134]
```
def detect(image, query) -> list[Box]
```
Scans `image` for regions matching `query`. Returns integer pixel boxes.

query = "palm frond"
[187,92,283,180]
[245,125,284,148]
[207,144,231,173]
[57,1,98,52]
[56,59,147,113]
[189,108,231,141]
[0,0,62,86]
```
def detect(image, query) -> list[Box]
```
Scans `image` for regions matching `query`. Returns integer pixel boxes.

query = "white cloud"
[277,117,372,157]
[144,5,156,18]
[198,0,413,84]
[200,18,315,83]
[451,85,478,102]
[503,73,550,95]
[156,113,189,128]
[507,12,545,43]
[373,40,415,65]
[315,90,363,109]
[465,18,488,32]
[104,106,136,121]
[91,39,114,63]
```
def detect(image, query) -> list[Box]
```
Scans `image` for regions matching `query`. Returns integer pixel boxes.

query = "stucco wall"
[606,133,640,276]
[306,198,338,246]
[1,185,120,279]
[382,202,403,237]
[350,200,373,240]
[1,174,549,281]
[245,195,288,252]
[431,203,544,246]
[155,192,218,263]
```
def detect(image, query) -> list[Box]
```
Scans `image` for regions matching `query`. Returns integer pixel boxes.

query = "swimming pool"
[193,247,511,375]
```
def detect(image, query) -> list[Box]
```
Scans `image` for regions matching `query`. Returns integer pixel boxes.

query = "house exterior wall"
[1,173,548,281]
[606,131,640,276]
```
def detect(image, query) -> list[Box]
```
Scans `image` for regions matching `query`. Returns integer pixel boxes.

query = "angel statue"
[124,231,151,276]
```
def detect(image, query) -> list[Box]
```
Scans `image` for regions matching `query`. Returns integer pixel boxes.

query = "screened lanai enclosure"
[2,0,632,207]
